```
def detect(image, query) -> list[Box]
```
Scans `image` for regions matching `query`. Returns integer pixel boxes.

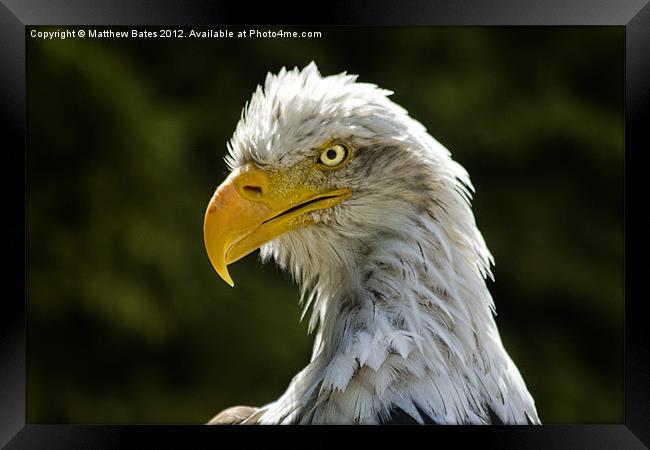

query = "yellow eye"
[318,144,349,168]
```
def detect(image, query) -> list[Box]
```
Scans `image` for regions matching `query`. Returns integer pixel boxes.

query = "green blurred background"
[26,26,623,424]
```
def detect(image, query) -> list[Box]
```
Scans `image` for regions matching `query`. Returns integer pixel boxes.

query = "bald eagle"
[203,62,540,425]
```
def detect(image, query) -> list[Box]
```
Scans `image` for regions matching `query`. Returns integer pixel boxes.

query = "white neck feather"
[257,199,539,424]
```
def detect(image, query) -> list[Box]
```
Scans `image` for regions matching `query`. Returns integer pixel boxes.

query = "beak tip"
[217,266,235,287]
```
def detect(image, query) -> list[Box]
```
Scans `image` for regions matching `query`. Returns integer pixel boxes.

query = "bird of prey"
[203,62,540,425]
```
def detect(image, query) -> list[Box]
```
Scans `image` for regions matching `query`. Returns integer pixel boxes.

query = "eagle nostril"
[242,185,263,197]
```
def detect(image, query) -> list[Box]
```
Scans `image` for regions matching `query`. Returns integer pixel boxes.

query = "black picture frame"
[1,0,648,447]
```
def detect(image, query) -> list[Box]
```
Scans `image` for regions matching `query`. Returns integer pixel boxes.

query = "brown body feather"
[207,406,262,425]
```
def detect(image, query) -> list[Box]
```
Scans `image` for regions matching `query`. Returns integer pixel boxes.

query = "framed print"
[1,0,648,447]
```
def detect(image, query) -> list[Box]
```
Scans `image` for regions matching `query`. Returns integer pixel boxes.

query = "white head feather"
[225,62,539,424]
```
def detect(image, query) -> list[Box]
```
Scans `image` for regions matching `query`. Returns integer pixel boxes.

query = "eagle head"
[204,61,486,291]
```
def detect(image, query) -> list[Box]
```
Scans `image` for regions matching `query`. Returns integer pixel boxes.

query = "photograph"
[25,25,624,426]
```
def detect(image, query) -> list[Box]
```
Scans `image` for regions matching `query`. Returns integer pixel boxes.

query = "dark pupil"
[326,149,338,160]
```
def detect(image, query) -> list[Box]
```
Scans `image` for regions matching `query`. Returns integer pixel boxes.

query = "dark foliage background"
[26,26,623,423]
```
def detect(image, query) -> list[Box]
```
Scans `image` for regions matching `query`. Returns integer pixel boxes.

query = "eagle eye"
[318,143,349,168]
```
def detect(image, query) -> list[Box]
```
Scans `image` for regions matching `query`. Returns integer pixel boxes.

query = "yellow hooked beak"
[203,162,351,286]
